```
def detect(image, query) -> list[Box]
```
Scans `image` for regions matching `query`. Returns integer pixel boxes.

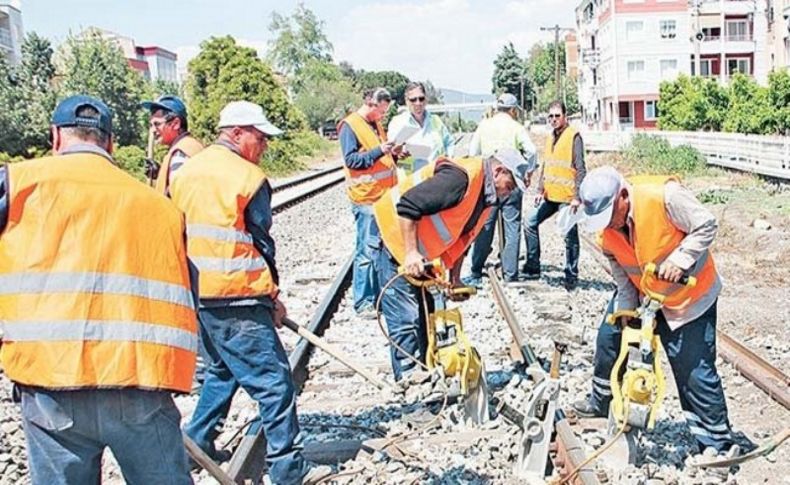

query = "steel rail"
[271,173,345,214]
[271,165,343,193]
[578,233,790,411]
[487,271,600,485]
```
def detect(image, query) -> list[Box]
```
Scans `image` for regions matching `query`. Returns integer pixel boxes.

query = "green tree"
[492,42,530,110]
[355,70,411,105]
[17,33,58,153]
[268,3,333,82]
[657,75,728,131]
[528,42,565,90]
[424,80,443,104]
[0,56,24,155]
[723,73,772,134]
[59,31,149,146]
[768,69,790,134]
[293,59,360,131]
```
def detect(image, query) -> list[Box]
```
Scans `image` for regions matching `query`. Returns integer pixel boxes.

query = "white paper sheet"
[389,125,419,144]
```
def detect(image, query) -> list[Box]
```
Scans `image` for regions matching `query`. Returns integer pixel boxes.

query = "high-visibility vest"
[155,134,204,195]
[170,144,278,299]
[373,157,491,268]
[599,175,719,319]
[339,112,397,204]
[543,125,578,203]
[475,113,527,157]
[0,153,197,392]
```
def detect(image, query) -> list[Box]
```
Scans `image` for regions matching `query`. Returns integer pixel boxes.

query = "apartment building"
[0,0,23,66]
[766,0,790,70]
[576,0,768,131]
[81,27,178,83]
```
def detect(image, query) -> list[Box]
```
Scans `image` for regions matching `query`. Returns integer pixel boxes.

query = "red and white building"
[82,27,178,83]
[576,0,768,131]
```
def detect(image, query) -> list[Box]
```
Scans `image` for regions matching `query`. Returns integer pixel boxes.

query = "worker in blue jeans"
[467,188,523,283]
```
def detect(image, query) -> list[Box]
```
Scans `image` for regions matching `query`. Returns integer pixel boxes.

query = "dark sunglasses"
[548,114,562,119]
[408,96,426,103]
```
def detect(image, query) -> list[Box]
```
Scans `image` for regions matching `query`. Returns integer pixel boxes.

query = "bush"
[624,134,706,176]
[113,145,147,181]
[0,152,25,164]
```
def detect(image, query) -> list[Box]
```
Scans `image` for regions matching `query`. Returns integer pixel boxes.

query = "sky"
[22,0,578,94]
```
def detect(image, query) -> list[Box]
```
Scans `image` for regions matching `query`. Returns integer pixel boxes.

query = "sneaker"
[461,275,483,289]
[571,399,605,418]
[303,465,333,485]
[355,304,378,320]
[521,271,541,281]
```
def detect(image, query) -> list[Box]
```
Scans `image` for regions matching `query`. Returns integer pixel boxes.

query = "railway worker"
[571,166,737,456]
[523,100,586,290]
[370,148,535,381]
[141,95,204,195]
[387,81,455,177]
[462,93,537,287]
[0,95,197,483]
[172,101,329,484]
[339,87,401,317]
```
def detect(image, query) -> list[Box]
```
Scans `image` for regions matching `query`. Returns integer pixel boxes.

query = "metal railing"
[581,129,790,180]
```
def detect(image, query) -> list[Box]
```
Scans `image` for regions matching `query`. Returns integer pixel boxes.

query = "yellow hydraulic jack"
[605,262,696,463]
[401,260,490,424]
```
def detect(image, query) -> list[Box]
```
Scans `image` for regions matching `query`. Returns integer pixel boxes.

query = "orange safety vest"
[599,175,719,316]
[373,157,491,268]
[339,112,397,204]
[543,125,578,203]
[155,134,204,195]
[170,144,278,299]
[0,152,197,393]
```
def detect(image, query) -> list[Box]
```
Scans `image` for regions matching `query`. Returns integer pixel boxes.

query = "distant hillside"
[438,88,495,123]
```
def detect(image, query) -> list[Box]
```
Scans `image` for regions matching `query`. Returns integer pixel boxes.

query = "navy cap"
[141,95,188,120]
[51,95,113,134]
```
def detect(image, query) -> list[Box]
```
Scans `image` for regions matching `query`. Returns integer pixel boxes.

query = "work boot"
[303,465,333,484]
[571,399,605,418]
[520,269,541,281]
[563,276,578,291]
[461,274,483,289]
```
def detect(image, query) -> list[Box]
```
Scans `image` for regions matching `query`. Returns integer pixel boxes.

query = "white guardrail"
[580,129,790,180]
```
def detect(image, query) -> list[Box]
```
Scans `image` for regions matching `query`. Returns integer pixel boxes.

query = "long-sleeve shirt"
[396,160,498,237]
[609,181,721,330]
[339,122,384,170]
[538,124,586,197]
[387,110,455,174]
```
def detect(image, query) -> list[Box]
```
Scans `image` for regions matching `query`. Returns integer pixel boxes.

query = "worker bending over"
[142,95,204,195]
[370,148,535,381]
[172,101,329,484]
[0,95,197,484]
[573,166,737,456]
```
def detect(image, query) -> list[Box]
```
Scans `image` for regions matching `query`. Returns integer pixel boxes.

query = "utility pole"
[691,0,702,76]
[540,24,574,102]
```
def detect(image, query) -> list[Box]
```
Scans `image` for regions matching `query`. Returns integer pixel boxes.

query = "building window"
[644,100,659,120]
[691,58,713,76]
[627,60,645,80]
[660,59,678,79]
[725,20,749,41]
[660,20,677,39]
[626,21,644,41]
[727,57,750,76]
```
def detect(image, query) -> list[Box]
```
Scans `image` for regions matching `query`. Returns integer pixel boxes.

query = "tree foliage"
[293,59,359,130]
[267,3,333,81]
[59,31,149,146]
[355,70,411,105]
[528,42,565,90]
[492,43,530,110]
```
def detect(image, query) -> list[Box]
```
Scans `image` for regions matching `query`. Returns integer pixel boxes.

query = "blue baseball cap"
[51,95,113,134]
[578,166,625,232]
[141,95,188,120]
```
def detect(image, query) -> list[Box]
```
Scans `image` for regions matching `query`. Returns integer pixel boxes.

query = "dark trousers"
[469,189,523,281]
[523,199,580,279]
[184,304,308,484]
[589,293,734,452]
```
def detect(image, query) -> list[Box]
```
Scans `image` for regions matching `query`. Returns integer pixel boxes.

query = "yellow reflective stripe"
[2,320,198,353]
[0,272,194,310]
[191,257,269,273]
[187,224,253,244]
[348,168,396,186]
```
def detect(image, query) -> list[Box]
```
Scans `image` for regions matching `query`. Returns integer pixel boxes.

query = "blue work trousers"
[19,387,192,485]
[589,294,734,452]
[184,304,308,484]
[523,199,579,279]
[368,220,430,381]
[469,189,523,281]
[351,203,380,312]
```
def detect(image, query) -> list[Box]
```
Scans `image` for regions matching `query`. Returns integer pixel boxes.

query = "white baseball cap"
[218,101,283,136]
[578,166,625,233]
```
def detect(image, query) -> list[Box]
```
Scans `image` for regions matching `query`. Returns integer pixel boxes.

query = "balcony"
[0,27,11,50]
[700,33,756,55]
[700,0,757,16]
